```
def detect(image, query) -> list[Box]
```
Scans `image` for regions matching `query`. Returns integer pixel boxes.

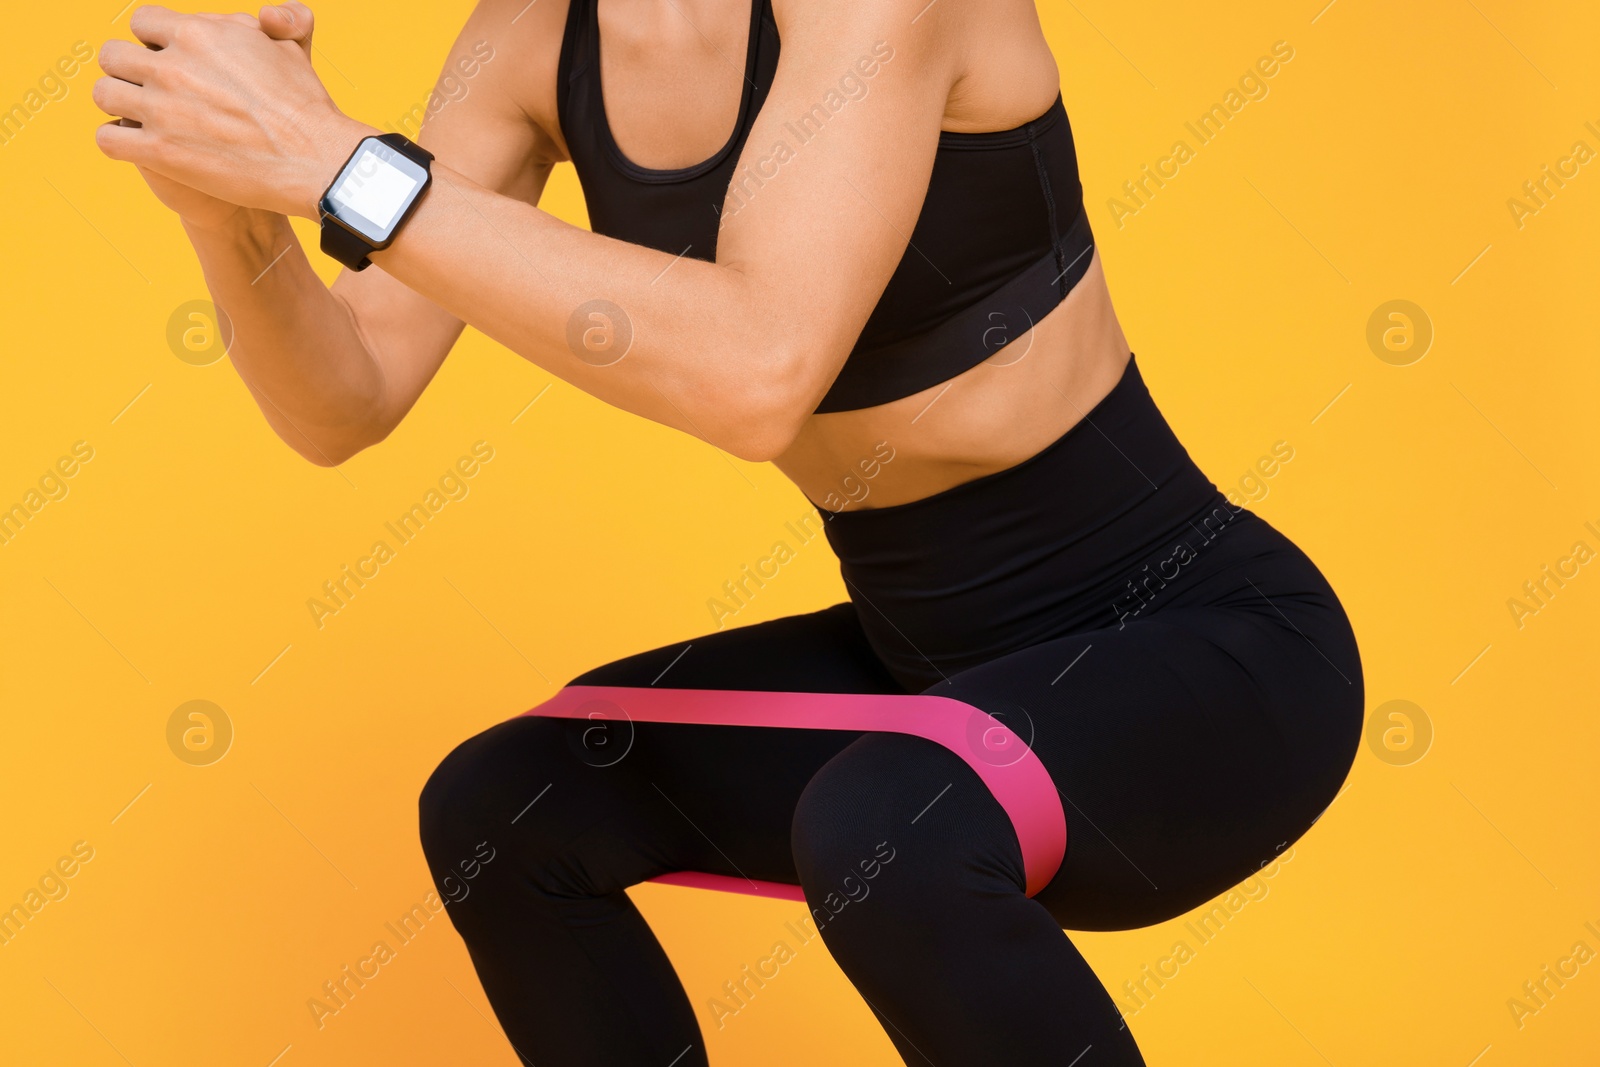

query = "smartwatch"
[318,133,434,271]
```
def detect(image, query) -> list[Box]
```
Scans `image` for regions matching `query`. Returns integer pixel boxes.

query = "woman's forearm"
[192,139,813,466]
[184,207,388,465]
[364,158,810,461]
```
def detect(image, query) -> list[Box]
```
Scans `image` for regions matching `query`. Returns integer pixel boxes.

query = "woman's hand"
[108,8,313,230]
[93,4,374,221]
[128,125,251,231]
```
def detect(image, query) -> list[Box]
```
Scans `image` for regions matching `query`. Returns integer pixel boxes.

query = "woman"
[93,2,1363,1062]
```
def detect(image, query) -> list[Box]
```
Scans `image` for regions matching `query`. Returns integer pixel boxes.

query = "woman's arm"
[95,0,964,462]
[98,4,555,465]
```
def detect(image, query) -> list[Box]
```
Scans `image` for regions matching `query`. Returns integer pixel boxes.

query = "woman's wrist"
[180,203,269,236]
[175,111,379,232]
[294,112,384,220]
[179,205,296,282]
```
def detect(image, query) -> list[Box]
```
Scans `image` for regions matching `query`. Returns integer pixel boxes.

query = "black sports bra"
[555,0,1095,413]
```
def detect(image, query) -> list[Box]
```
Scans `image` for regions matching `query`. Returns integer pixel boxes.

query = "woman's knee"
[791,732,1025,908]
[418,716,565,871]
[420,710,673,906]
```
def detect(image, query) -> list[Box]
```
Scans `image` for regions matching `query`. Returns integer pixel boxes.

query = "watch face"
[321,138,430,243]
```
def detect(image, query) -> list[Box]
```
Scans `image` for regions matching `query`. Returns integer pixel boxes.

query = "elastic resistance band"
[521,686,1068,899]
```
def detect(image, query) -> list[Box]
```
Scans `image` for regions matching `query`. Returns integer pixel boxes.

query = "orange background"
[2,1,1597,1064]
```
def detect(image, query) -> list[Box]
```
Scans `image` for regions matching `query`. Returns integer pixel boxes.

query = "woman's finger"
[195,13,263,28]
[98,39,160,85]
[93,119,148,164]
[128,5,184,49]
[259,3,315,56]
[91,76,148,123]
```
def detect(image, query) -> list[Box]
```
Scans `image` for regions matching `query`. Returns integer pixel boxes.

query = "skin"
[93,0,1131,510]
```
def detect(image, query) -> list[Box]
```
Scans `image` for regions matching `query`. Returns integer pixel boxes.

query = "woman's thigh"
[425,603,907,890]
[923,599,1363,931]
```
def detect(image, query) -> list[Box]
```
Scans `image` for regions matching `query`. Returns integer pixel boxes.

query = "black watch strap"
[319,133,435,272]
[320,220,380,272]
[380,132,433,164]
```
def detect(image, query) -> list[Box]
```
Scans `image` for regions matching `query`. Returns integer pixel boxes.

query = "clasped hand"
[93,3,374,226]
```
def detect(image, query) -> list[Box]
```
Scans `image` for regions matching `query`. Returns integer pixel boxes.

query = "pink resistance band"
[521,686,1067,900]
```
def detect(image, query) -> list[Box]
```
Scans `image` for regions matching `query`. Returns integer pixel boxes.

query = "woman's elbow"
[287,417,391,468]
[300,443,359,468]
[716,366,816,462]
[722,421,801,464]
[294,439,360,468]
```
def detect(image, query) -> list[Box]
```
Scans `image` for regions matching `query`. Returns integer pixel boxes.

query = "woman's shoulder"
[453,0,576,163]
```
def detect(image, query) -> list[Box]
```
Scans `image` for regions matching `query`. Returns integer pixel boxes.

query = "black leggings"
[417,357,1364,1065]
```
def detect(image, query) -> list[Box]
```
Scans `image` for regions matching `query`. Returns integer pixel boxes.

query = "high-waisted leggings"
[416,356,1365,1065]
